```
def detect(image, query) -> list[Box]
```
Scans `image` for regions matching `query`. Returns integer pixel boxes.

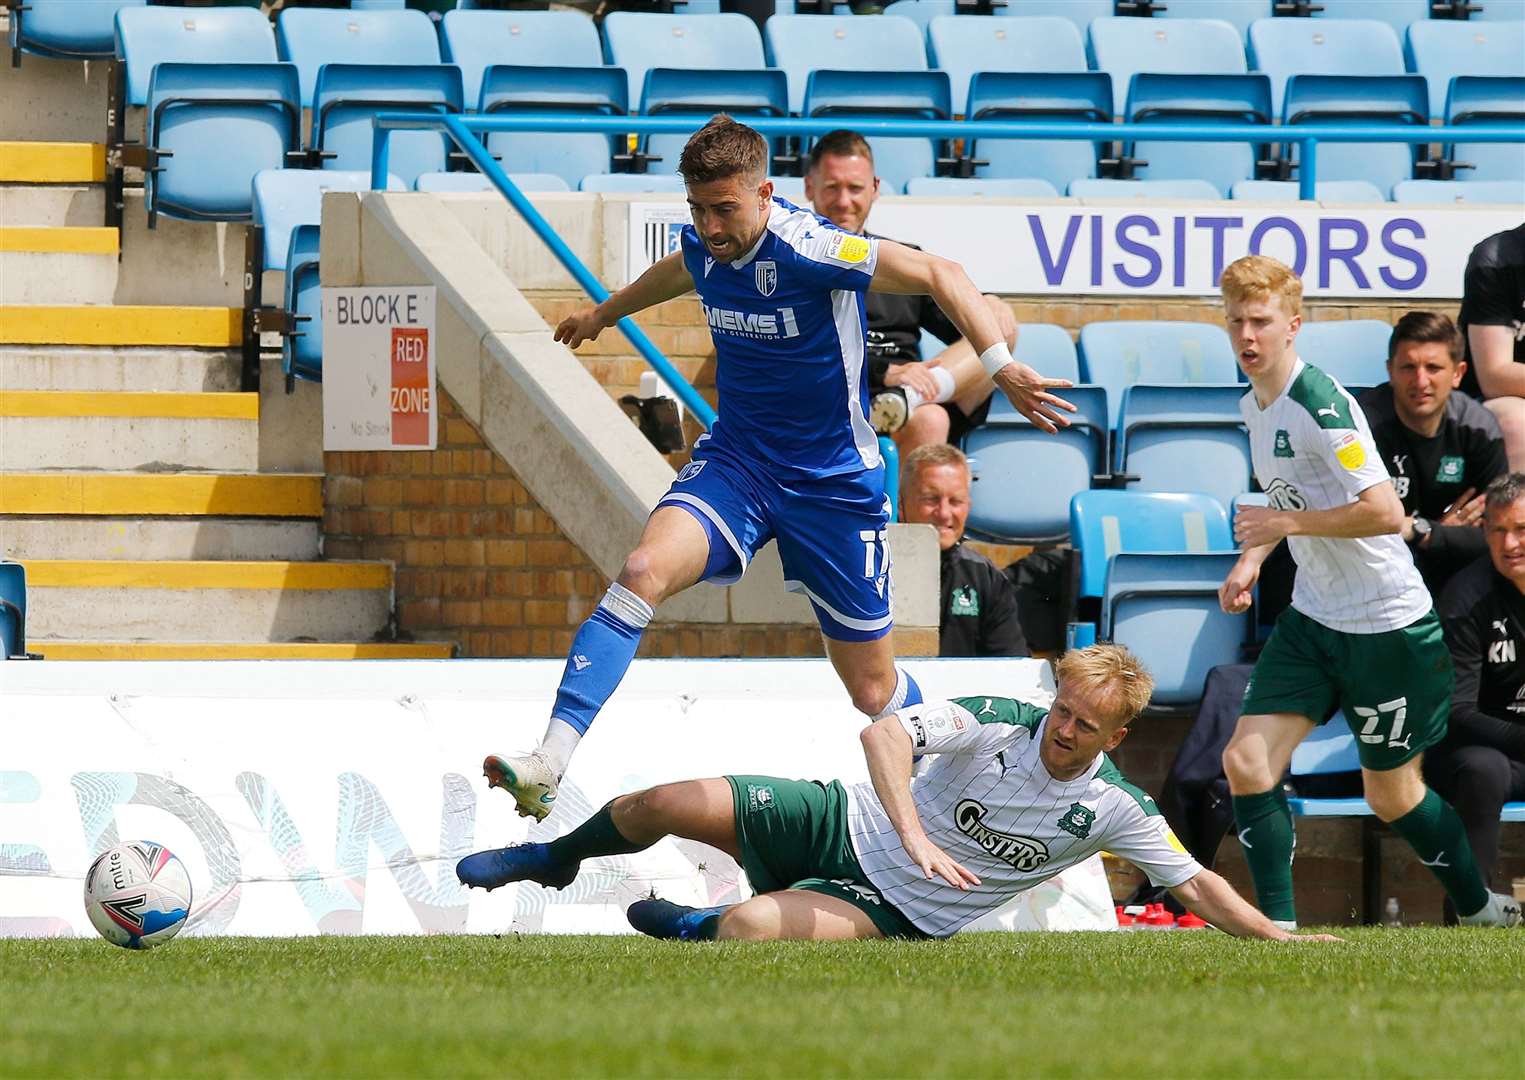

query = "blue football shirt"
[680,198,882,479]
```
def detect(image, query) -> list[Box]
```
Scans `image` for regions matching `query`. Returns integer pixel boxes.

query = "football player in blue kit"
[482,116,1075,822]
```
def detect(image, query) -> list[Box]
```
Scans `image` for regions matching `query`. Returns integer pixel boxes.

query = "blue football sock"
[871,667,923,720]
[549,582,653,737]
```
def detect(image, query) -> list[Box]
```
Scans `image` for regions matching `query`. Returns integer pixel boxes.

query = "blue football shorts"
[656,438,893,642]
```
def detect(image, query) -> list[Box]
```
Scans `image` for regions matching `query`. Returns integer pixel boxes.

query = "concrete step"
[0,390,259,470]
[0,346,242,391]
[0,305,242,347]
[0,226,121,304]
[1,517,320,561]
[21,559,395,643]
[0,472,322,517]
[0,184,105,228]
[0,142,105,184]
[32,641,455,661]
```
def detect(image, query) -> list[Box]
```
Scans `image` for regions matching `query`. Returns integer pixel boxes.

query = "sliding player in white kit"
[458,645,1333,942]
[1218,255,1520,929]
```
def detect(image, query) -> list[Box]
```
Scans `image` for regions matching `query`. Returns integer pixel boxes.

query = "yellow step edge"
[0,306,242,347]
[21,560,393,591]
[0,390,257,420]
[0,142,106,183]
[0,226,119,255]
[0,473,321,517]
[34,642,455,661]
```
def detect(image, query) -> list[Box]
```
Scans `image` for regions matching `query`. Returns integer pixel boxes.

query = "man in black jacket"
[1459,223,1525,469]
[804,130,1016,454]
[1434,472,1525,915]
[1359,311,1506,596]
[900,445,1027,658]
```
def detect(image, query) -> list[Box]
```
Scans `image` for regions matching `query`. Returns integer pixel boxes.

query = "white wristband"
[979,341,1015,378]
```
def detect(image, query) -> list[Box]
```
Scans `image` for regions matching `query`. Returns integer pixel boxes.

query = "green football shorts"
[1241,607,1453,771]
[725,775,927,940]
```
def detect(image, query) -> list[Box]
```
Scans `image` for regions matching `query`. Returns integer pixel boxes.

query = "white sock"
[1270,919,1298,931]
[929,365,957,403]
[538,717,581,777]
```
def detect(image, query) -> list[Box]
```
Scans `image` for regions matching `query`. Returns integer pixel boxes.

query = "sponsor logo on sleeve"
[827,232,871,265]
[1332,430,1366,471]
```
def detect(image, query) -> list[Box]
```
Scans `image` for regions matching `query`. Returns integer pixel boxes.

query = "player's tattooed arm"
[860,717,981,891]
[1170,870,1341,942]
[554,252,694,348]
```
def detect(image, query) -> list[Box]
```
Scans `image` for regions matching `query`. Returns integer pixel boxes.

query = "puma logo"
[978,698,996,717]
[1317,404,1340,420]
[1418,851,1450,869]
[1238,828,1254,849]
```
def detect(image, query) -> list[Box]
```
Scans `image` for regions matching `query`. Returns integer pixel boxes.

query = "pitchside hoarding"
[0,659,1113,938]
[626,202,1522,298]
[321,285,438,451]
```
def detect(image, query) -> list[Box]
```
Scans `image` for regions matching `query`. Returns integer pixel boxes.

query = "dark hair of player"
[806,129,875,173]
[678,115,770,186]
[1388,310,1465,365]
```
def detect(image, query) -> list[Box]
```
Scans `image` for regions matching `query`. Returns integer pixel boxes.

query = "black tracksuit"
[938,543,1028,658]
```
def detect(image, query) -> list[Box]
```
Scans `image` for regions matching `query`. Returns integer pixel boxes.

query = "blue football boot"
[455,843,576,892]
[626,897,728,940]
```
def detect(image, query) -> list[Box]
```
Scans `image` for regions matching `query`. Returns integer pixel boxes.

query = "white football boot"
[482,751,559,822]
[1459,891,1522,928]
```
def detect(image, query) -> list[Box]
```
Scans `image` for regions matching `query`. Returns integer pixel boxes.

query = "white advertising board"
[321,285,438,451]
[626,201,1521,298]
[0,658,1113,938]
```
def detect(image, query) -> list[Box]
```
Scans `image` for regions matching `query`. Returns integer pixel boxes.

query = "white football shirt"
[1242,358,1431,634]
[846,698,1201,938]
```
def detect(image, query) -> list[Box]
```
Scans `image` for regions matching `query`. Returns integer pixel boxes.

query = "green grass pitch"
[4,930,1520,1078]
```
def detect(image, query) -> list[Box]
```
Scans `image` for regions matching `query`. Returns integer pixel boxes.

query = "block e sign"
[322,286,438,450]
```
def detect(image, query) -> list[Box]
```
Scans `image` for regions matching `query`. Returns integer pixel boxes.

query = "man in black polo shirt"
[1433,472,1525,918]
[803,129,1016,454]
[1459,223,1525,469]
[900,444,1027,658]
[1358,310,1507,595]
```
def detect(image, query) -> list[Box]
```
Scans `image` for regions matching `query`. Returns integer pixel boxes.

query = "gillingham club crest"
[755,260,778,297]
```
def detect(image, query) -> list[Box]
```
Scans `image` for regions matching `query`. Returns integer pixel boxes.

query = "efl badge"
[755,260,778,297]
[1056,801,1096,839]
[1333,431,1366,471]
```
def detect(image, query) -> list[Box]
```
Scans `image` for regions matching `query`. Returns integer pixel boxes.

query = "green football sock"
[1232,788,1298,924]
[1388,788,1490,918]
[546,801,650,868]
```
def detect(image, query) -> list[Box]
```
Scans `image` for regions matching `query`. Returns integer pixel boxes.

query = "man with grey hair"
[1433,471,1525,918]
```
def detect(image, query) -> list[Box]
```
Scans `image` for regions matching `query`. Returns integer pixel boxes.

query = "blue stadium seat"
[114,8,295,225]
[927,15,1087,117]
[276,7,441,108]
[1154,0,1270,41]
[579,173,687,193]
[1079,321,1238,429]
[441,10,602,112]
[1474,0,1525,18]
[1115,384,1252,511]
[1305,0,1430,42]
[765,14,928,115]
[641,68,788,174]
[1248,17,1405,118]
[1406,17,1525,118]
[1392,179,1525,204]
[9,0,143,62]
[250,169,405,387]
[1445,76,1525,183]
[883,0,952,34]
[905,176,1061,197]
[1088,17,1248,115]
[478,65,627,190]
[0,561,27,660]
[1068,178,1222,200]
[1071,490,1234,597]
[1013,323,1080,383]
[998,1,1112,37]
[803,69,951,193]
[963,385,1108,544]
[1103,550,1248,707]
[965,71,1111,191]
[352,0,407,9]
[1281,74,1429,197]
[309,65,463,188]
[1296,320,1392,390]
[415,171,572,193]
[1230,179,1387,201]
[604,13,766,111]
[1125,73,1273,197]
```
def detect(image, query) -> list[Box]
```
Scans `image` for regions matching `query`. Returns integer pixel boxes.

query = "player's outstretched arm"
[553,251,694,349]
[869,241,1074,433]
[1170,870,1341,942]
[860,718,981,891]
[1234,481,1405,548]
